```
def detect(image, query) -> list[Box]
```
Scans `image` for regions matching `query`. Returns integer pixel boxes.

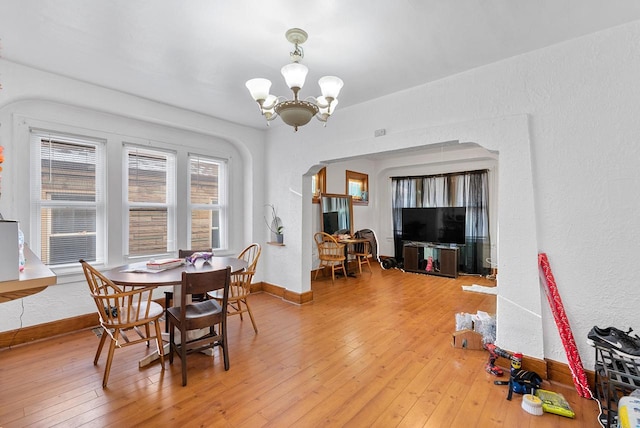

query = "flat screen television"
[323,211,340,235]
[401,207,466,245]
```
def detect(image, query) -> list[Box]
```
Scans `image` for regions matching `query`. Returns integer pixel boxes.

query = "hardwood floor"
[0,264,602,427]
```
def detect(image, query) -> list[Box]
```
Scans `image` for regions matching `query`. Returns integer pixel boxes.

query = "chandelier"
[245,28,344,131]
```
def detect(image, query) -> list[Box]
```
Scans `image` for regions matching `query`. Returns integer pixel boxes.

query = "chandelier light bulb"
[281,62,309,92]
[319,76,344,100]
[245,78,272,103]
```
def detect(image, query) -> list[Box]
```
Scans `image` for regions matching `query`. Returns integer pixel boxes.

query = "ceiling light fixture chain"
[246,28,343,132]
[287,29,305,64]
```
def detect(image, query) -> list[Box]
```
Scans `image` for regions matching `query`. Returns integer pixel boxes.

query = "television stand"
[402,243,458,278]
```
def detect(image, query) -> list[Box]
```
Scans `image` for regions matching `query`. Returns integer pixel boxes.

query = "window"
[30,133,105,266]
[124,146,176,258]
[189,154,226,250]
[346,170,368,205]
[312,167,326,204]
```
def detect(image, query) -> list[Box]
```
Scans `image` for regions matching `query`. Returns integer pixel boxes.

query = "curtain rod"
[391,169,488,180]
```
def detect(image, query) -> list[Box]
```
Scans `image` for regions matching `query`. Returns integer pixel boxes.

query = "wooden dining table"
[102,256,247,288]
[102,256,248,367]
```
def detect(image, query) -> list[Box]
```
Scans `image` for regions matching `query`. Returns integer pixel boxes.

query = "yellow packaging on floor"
[618,396,640,428]
[534,389,575,418]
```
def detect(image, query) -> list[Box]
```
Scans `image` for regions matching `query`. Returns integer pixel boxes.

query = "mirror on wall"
[320,193,353,235]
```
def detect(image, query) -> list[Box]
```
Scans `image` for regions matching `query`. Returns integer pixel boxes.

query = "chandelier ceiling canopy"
[245,28,343,132]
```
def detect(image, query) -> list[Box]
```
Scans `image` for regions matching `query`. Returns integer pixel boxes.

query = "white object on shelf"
[18,226,25,271]
[0,220,19,282]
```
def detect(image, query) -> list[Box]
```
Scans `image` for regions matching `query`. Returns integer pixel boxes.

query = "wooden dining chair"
[238,243,261,273]
[163,248,212,333]
[208,243,261,333]
[350,239,373,274]
[314,232,347,282]
[79,259,165,388]
[167,267,231,386]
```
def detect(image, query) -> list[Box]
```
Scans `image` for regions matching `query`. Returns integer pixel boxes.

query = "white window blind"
[30,132,105,266]
[188,154,227,250]
[124,145,176,258]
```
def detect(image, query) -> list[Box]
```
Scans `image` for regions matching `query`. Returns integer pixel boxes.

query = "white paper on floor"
[462,284,498,295]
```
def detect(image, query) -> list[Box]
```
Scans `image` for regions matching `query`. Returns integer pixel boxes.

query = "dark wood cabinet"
[403,244,423,271]
[438,248,458,278]
[402,243,458,278]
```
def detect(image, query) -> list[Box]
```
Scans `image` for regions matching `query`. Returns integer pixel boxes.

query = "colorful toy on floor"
[426,256,433,272]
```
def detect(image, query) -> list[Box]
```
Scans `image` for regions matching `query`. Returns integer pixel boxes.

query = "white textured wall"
[263,21,640,370]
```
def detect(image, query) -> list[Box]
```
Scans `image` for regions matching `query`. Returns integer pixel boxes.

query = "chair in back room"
[349,237,372,274]
[314,232,347,282]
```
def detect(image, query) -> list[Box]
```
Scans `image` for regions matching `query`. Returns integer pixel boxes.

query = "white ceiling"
[2,1,640,129]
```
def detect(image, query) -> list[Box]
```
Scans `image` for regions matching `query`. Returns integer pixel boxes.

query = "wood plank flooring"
[0,264,602,427]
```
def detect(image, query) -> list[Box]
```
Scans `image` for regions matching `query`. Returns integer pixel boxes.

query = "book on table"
[146,258,184,270]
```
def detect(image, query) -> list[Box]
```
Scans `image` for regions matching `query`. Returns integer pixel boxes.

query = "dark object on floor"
[508,369,542,399]
[506,351,542,400]
[381,257,397,270]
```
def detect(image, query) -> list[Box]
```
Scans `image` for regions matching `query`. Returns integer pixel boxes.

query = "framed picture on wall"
[346,170,368,205]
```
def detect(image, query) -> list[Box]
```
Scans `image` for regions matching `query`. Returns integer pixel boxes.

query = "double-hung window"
[124,146,176,258]
[30,133,105,266]
[189,154,226,250]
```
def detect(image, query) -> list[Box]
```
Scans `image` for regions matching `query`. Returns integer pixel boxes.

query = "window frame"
[346,170,369,205]
[29,131,106,267]
[122,144,177,260]
[187,153,228,251]
[22,112,239,284]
